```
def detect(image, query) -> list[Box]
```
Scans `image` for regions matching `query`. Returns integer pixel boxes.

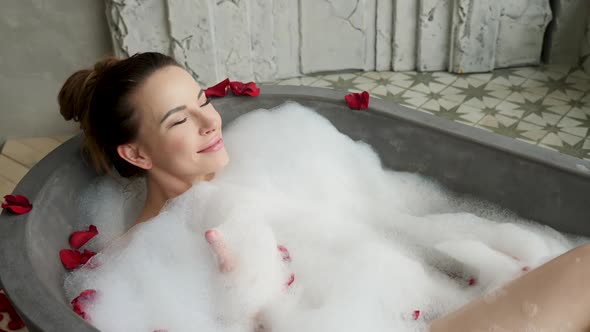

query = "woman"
[59,52,590,331]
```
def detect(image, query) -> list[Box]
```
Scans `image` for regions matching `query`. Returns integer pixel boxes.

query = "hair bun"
[58,57,120,128]
[93,56,119,78]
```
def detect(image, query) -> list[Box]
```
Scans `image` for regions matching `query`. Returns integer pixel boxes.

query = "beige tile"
[558,132,584,146]
[515,137,540,146]
[540,133,563,147]
[0,155,29,184]
[463,96,504,109]
[17,138,61,157]
[370,85,389,96]
[2,140,45,168]
[501,75,528,86]
[355,82,378,92]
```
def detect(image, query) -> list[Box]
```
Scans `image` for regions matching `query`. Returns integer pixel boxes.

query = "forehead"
[133,66,201,121]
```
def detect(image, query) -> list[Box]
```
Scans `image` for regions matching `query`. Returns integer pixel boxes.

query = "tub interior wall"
[26,97,590,309]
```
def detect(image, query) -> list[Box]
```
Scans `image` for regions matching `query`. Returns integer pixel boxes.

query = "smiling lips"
[197,137,224,153]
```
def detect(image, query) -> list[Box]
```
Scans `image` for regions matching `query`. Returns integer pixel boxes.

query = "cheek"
[156,130,197,163]
[166,135,196,156]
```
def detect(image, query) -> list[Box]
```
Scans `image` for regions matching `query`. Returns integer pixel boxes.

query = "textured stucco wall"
[0,0,112,142]
[449,0,552,73]
[106,0,560,82]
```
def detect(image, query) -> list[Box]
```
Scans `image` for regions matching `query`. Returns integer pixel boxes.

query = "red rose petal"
[1,194,32,215]
[413,310,420,320]
[3,195,30,207]
[80,250,97,265]
[60,249,97,270]
[8,319,25,330]
[286,273,295,287]
[0,292,25,330]
[345,91,370,110]
[60,249,82,270]
[69,225,98,249]
[229,81,260,97]
[205,78,230,98]
[71,289,97,321]
[468,277,476,286]
[277,245,291,262]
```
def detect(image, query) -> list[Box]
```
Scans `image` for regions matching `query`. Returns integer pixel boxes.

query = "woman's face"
[129,65,229,183]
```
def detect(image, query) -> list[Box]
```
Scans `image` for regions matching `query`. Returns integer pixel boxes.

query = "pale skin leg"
[430,243,590,332]
[205,229,269,331]
[205,229,235,273]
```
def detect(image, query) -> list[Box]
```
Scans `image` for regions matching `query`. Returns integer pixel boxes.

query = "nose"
[197,111,219,136]
[200,126,215,136]
[199,122,216,136]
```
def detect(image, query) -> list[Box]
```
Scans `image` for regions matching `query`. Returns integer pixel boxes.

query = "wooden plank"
[2,140,45,168]
[0,155,29,184]
[51,134,75,143]
[0,175,16,197]
[17,138,61,157]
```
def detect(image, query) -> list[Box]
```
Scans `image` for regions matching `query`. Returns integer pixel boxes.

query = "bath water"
[64,102,585,332]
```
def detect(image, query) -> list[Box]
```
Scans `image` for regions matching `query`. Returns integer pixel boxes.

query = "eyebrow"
[160,105,186,124]
[159,89,205,125]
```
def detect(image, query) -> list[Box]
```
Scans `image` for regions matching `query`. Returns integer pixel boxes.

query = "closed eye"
[200,97,211,108]
[171,117,187,127]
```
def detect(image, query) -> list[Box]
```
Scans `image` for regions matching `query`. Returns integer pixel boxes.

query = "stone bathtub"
[1,85,589,332]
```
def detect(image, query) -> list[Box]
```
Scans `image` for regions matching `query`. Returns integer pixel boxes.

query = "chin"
[217,150,230,169]
[208,150,230,173]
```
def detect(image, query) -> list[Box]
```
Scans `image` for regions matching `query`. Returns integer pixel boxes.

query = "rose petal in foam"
[69,225,98,249]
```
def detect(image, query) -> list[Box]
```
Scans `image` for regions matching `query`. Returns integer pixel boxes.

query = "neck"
[135,170,216,224]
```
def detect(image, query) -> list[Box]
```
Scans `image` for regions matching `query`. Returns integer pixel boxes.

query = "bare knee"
[556,243,590,277]
[569,243,590,264]
[428,319,446,332]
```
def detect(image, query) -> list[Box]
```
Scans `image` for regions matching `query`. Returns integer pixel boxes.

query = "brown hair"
[58,52,181,177]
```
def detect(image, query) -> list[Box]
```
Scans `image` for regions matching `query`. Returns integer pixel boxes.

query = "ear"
[117,143,153,170]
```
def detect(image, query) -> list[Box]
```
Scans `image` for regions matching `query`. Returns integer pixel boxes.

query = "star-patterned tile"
[468,68,528,87]
[540,134,590,159]
[556,116,589,138]
[420,99,485,125]
[372,87,420,108]
[273,65,590,160]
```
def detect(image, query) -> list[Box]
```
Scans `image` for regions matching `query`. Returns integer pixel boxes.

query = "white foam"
[65,102,585,332]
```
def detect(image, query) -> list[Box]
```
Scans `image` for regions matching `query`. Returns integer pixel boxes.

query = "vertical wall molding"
[104,0,580,84]
[417,0,452,72]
